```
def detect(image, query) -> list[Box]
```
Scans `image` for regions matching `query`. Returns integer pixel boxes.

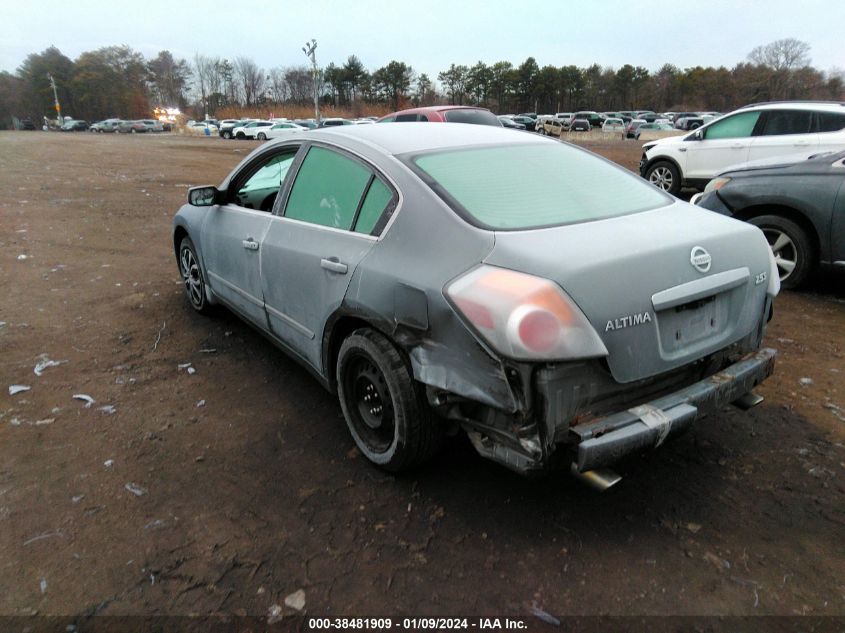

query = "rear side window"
[817,112,845,132]
[759,110,812,135]
[410,143,669,230]
[395,113,419,122]
[443,109,501,126]
[285,147,371,230]
[354,178,394,235]
[703,111,760,139]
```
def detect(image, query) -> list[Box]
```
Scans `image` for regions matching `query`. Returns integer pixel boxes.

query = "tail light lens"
[445,265,608,361]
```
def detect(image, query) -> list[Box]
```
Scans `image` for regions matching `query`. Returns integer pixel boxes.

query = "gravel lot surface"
[1,132,843,622]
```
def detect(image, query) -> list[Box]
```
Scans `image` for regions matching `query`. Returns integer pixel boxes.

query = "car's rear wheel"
[337,329,441,472]
[222,131,232,139]
[130,128,137,134]
[178,237,212,314]
[748,215,814,289]
[257,132,267,140]
[645,160,681,195]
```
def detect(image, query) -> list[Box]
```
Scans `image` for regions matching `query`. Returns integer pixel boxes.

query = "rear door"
[747,109,817,163]
[200,146,300,326]
[260,144,398,371]
[685,110,762,180]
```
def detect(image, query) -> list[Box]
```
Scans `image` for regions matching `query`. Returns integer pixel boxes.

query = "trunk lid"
[485,201,772,383]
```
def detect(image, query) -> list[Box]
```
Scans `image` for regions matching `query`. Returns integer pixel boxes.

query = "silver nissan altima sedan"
[172,124,779,484]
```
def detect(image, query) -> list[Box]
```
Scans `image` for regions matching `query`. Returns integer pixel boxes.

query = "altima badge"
[690,246,712,273]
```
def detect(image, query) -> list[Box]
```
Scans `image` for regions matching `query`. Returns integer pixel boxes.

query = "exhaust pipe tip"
[570,463,622,492]
[732,391,764,411]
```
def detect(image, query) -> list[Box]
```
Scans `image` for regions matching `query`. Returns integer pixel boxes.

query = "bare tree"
[748,38,811,72]
[267,67,288,103]
[193,53,214,114]
[284,66,313,104]
[234,56,264,106]
[747,38,812,100]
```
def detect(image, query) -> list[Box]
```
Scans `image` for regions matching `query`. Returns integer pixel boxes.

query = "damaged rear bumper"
[570,347,776,472]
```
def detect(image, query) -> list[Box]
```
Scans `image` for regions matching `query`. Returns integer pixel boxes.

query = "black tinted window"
[817,112,845,132]
[443,109,501,126]
[760,110,812,136]
[395,113,419,122]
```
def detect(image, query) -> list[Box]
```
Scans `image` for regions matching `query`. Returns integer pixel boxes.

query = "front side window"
[285,147,371,230]
[233,151,297,211]
[759,110,812,136]
[410,143,669,230]
[703,111,761,139]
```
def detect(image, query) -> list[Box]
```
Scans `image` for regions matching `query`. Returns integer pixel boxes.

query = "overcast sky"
[4,0,843,82]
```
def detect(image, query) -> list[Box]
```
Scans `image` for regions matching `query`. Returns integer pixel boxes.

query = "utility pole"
[47,73,62,126]
[302,39,320,124]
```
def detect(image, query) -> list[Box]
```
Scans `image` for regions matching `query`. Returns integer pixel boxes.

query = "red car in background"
[378,105,502,126]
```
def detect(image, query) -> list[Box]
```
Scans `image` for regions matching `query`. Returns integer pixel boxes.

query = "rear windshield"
[409,143,670,230]
[443,109,501,126]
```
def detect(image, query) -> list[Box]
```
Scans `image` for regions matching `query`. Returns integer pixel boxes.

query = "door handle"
[320,257,348,274]
[731,143,743,149]
[242,238,259,251]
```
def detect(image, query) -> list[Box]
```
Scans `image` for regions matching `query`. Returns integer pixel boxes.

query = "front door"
[201,147,300,326]
[685,110,762,180]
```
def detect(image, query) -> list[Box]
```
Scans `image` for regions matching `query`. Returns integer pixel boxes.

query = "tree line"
[1,38,842,127]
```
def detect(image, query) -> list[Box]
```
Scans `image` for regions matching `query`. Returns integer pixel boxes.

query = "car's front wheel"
[257,132,267,140]
[645,160,681,195]
[749,215,814,289]
[337,329,441,472]
[178,237,212,314]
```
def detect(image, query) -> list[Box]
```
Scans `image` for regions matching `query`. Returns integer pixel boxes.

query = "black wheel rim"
[344,354,395,453]
[179,246,204,308]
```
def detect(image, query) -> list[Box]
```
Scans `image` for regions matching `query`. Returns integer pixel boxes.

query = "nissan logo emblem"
[690,246,712,273]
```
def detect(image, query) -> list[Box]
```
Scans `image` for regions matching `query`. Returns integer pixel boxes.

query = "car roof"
[302,121,550,156]
[738,101,845,112]
[389,105,493,116]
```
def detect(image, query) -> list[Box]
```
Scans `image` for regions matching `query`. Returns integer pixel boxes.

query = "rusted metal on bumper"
[570,348,776,473]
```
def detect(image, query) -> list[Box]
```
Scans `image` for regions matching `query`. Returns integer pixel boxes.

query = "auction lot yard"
[1,132,844,620]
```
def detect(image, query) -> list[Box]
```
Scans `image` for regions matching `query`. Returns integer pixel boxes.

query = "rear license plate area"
[657,293,729,354]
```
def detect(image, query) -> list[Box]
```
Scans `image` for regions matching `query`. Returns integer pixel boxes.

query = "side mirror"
[188,185,220,207]
[687,130,703,142]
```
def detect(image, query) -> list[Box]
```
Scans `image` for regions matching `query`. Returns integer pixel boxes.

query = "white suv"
[639,101,845,195]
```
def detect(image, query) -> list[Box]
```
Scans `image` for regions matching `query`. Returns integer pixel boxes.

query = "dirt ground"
[1,131,844,623]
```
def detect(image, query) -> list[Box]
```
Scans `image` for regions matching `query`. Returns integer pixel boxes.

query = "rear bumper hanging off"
[570,347,776,472]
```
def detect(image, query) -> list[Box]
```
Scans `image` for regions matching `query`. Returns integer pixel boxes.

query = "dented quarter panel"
[333,141,517,410]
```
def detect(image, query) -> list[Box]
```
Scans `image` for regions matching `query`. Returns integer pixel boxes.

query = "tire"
[178,237,213,314]
[645,160,681,195]
[257,132,267,140]
[222,130,232,139]
[337,329,442,472]
[130,128,137,134]
[748,215,814,289]
[236,132,245,139]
